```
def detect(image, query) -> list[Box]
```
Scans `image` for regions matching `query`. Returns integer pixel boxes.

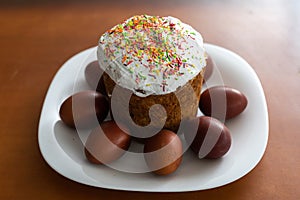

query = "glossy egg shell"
[199,86,248,120]
[59,90,109,129]
[184,116,231,159]
[84,61,107,96]
[84,121,131,164]
[144,130,182,175]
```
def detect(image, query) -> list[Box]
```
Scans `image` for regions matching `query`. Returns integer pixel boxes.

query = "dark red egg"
[59,90,109,129]
[199,86,248,121]
[84,121,131,164]
[84,61,107,95]
[203,54,214,83]
[144,129,182,175]
[184,116,231,159]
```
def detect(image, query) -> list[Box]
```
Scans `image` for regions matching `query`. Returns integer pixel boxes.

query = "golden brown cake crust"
[103,68,205,134]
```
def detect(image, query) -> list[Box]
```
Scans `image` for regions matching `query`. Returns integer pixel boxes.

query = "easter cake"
[97,15,207,134]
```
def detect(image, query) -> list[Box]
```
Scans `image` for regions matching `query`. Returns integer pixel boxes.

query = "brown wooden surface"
[1,0,300,199]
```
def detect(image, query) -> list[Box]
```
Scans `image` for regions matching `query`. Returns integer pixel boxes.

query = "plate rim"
[38,43,269,192]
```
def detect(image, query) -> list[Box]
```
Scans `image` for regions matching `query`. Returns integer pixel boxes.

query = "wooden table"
[1,0,299,199]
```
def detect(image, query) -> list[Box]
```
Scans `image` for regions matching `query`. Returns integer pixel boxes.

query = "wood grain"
[0,0,299,199]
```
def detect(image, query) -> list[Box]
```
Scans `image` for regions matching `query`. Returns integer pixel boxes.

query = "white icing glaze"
[97,15,206,97]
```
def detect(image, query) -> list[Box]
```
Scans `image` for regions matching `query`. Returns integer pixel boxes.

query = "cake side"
[103,68,205,133]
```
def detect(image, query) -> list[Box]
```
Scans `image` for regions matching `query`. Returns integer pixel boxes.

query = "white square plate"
[38,44,268,192]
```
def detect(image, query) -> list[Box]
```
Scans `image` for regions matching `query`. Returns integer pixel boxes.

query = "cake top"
[97,15,206,97]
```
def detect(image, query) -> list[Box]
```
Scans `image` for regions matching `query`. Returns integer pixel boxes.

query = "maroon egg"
[84,121,131,164]
[144,130,182,175]
[59,90,109,129]
[184,116,231,159]
[84,61,107,95]
[203,54,214,83]
[199,86,248,120]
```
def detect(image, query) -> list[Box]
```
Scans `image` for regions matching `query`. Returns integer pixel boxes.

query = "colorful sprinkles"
[99,15,205,94]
